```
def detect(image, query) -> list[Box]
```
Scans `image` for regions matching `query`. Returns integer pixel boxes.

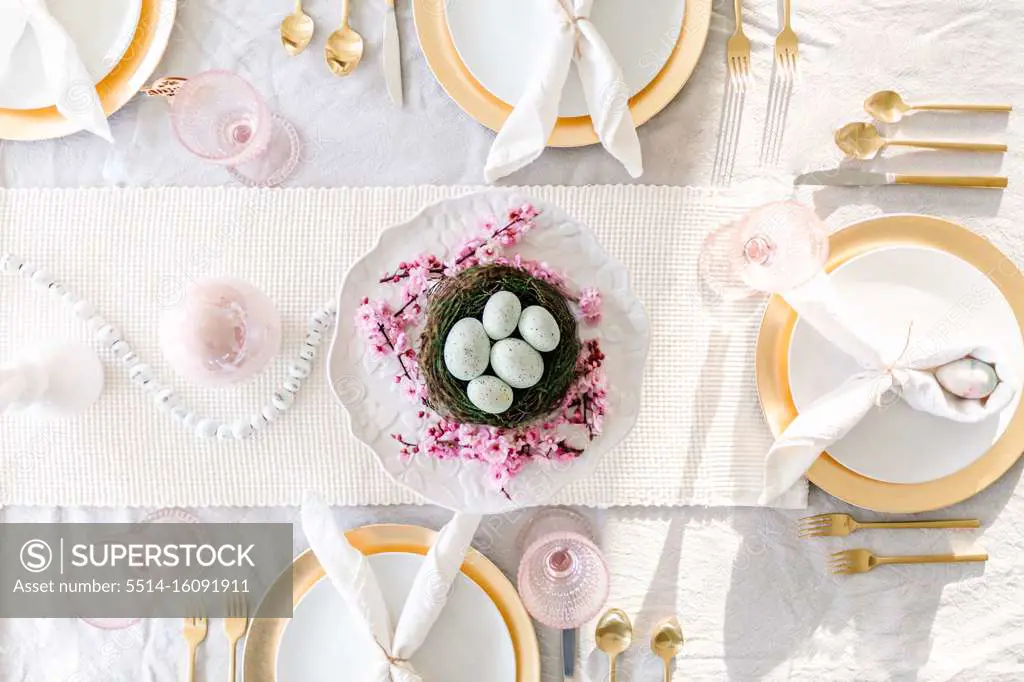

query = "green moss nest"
[419,265,581,428]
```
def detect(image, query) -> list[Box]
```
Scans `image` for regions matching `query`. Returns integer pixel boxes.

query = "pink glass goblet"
[79,510,201,630]
[699,201,830,299]
[518,509,609,681]
[159,277,282,388]
[168,70,300,187]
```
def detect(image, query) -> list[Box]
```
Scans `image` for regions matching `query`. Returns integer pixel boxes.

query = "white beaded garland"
[272,391,294,411]
[288,358,311,379]
[1,252,337,442]
[197,419,220,438]
[96,324,121,346]
[232,419,254,440]
[74,300,95,319]
[31,270,54,288]
[111,341,131,358]
[86,315,107,334]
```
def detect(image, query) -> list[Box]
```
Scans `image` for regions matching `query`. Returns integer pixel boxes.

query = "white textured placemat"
[0,186,803,508]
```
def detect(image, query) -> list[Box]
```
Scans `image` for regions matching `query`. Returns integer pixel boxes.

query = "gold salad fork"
[182,612,208,682]
[224,594,250,682]
[726,0,751,86]
[800,513,980,538]
[774,0,798,74]
[830,549,988,575]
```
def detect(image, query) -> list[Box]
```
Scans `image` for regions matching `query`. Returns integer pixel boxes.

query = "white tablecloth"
[3,0,1024,680]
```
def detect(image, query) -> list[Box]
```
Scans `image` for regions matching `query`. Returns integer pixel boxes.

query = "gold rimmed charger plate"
[413,0,712,148]
[0,0,176,141]
[243,523,540,682]
[756,214,1024,512]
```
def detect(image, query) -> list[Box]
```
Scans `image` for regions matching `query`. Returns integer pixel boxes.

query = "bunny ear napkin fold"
[484,0,642,183]
[301,493,482,682]
[760,274,1019,505]
[0,0,113,141]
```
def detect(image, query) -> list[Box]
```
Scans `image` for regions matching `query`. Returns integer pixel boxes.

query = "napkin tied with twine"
[759,274,1020,504]
[483,0,642,182]
[301,493,482,682]
[0,0,112,141]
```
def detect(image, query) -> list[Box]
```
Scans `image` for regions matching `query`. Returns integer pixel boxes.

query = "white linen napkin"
[759,274,1020,504]
[483,0,642,183]
[0,0,112,141]
[301,493,482,682]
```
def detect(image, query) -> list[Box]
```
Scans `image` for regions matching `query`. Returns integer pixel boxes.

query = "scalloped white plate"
[327,190,650,513]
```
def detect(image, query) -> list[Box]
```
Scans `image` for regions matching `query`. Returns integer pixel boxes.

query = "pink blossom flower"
[578,287,603,325]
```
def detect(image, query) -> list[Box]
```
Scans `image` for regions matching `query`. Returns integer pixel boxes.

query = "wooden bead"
[272,391,293,411]
[74,300,95,320]
[232,419,254,440]
[196,419,219,438]
[96,324,121,346]
[288,358,311,379]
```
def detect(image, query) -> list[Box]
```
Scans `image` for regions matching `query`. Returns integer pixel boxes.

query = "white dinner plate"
[445,0,685,118]
[276,552,517,682]
[0,0,142,110]
[788,245,1024,484]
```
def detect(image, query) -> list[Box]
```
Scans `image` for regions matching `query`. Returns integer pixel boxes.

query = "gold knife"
[795,169,1007,189]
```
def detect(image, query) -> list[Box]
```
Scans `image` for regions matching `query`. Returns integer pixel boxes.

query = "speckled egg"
[467,375,515,414]
[490,338,544,389]
[443,317,491,381]
[936,357,998,400]
[518,305,561,353]
[482,291,522,340]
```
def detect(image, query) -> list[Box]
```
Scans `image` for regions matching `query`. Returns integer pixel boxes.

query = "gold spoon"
[650,617,685,682]
[595,608,633,682]
[280,0,314,56]
[834,122,1008,160]
[324,0,364,76]
[865,90,1012,124]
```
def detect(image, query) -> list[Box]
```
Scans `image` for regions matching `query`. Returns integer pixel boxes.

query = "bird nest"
[419,264,582,428]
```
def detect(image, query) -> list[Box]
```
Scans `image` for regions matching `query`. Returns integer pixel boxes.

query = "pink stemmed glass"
[168,70,300,187]
[79,509,201,630]
[699,201,829,299]
[518,509,609,681]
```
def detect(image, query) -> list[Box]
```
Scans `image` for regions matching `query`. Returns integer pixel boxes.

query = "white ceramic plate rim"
[788,243,1023,484]
[0,0,143,110]
[444,0,685,118]
[275,552,516,682]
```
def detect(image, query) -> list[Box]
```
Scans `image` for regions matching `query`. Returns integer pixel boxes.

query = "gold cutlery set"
[799,513,986,576]
[280,0,403,104]
[182,598,249,682]
[596,609,684,682]
[799,89,1012,189]
[727,0,797,85]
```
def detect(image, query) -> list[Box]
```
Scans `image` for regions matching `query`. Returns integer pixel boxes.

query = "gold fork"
[774,0,798,75]
[182,612,208,682]
[800,513,980,538]
[830,549,988,575]
[725,0,751,87]
[224,594,250,682]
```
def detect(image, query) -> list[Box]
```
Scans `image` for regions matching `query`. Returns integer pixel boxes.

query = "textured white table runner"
[0,185,805,508]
